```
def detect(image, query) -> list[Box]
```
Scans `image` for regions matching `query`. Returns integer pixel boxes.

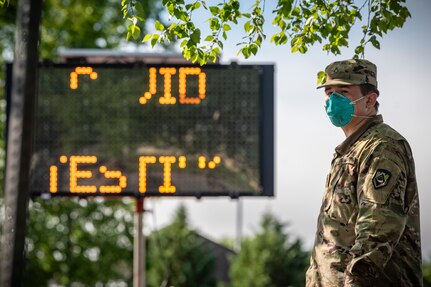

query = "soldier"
[306,59,422,286]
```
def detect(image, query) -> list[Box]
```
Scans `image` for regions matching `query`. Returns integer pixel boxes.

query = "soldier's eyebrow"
[338,86,352,94]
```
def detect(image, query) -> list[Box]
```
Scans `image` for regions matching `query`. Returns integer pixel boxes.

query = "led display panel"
[14,63,274,197]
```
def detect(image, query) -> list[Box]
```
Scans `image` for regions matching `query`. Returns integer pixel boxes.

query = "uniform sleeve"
[344,143,408,286]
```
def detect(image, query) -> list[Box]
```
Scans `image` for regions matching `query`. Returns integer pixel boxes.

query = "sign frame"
[5,62,275,198]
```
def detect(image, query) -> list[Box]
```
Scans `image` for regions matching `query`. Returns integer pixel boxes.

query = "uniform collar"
[335,114,383,155]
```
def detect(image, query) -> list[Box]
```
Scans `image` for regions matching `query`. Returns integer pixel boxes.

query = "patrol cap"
[317,59,377,89]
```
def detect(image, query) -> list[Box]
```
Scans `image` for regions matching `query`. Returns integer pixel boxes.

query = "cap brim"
[316,79,358,89]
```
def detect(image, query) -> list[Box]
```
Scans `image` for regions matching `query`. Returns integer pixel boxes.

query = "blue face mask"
[325,92,366,127]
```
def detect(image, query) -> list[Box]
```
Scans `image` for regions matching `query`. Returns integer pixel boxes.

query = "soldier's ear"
[366,92,378,109]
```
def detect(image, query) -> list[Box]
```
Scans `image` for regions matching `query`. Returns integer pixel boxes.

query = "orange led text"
[70,67,98,90]
[50,155,221,194]
[139,67,206,105]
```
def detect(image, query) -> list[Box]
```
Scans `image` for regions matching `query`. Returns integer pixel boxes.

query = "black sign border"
[5,62,275,199]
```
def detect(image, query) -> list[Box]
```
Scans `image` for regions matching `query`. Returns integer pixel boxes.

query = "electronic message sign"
[7,63,274,198]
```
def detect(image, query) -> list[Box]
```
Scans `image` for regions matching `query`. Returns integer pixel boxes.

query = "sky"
[137,1,431,260]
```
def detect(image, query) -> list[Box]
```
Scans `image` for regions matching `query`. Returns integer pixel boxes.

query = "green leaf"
[127,24,140,41]
[155,20,165,31]
[174,10,189,22]
[183,49,191,60]
[232,0,240,10]
[317,71,326,85]
[142,34,152,42]
[244,21,251,32]
[186,21,195,30]
[270,34,280,44]
[213,47,221,55]
[371,39,380,49]
[210,18,220,31]
[132,26,141,40]
[193,2,201,10]
[186,39,195,48]
[198,49,205,64]
[204,35,214,42]
[299,45,308,54]
[151,37,158,47]
[150,34,159,47]
[280,34,288,44]
[256,35,263,46]
[190,29,201,44]
[369,35,381,49]
[209,54,216,62]
[223,24,231,31]
[242,47,250,58]
[167,3,175,15]
[192,52,199,63]
[292,7,300,16]
[209,6,219,16]
[250,44,258,55]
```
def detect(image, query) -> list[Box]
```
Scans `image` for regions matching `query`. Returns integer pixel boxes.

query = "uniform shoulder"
[367,123,413,164]
[356,122,410,165]
[368,122,406,142]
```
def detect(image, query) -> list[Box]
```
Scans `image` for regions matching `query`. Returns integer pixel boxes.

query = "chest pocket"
[323,159,358,226]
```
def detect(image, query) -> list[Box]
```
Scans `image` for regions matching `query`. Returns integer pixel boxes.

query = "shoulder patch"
[372,169,391,189]
[363,157,403,204]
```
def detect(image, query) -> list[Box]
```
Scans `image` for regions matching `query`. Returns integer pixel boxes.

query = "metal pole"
[235,199,243,252]
[134,198,146,287]
[1,0,42,285]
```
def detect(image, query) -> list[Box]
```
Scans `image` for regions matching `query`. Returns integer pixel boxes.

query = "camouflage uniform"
[307,59,422,286]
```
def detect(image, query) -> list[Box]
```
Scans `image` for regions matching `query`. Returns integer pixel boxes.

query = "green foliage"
[0,0,164,60]
[219,236,236,251]
[147,205,217,287]
[137,0,245,65]
[424,260,431,287]
[23,198,134,286]
[132,0,411,64]
[230,212,309,287]
[317,70,327,86]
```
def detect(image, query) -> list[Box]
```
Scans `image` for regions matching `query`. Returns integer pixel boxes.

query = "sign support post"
[134,198,146,287]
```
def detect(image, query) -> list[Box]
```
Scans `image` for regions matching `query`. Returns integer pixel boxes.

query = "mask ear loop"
[349,95,367,104]
[352,114,374,119]
[350,95,374,119]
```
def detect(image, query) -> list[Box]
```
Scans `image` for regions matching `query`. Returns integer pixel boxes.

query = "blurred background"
[1,0,430,286]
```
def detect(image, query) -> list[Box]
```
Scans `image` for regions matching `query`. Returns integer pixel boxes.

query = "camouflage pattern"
[317,59,378,88]
[306,115,422,287]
